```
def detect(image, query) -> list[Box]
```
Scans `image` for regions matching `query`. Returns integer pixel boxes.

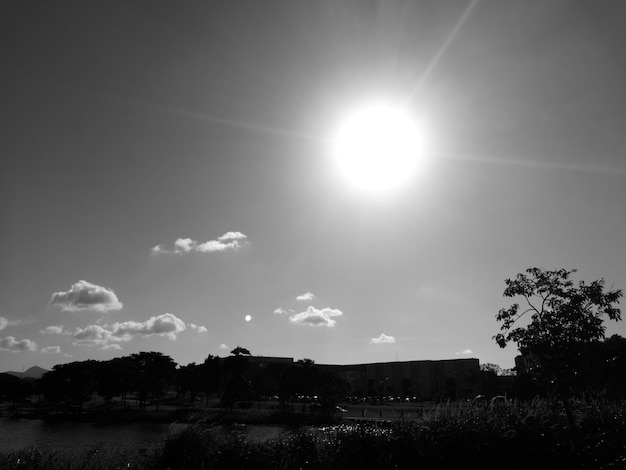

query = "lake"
[0,418,293,452]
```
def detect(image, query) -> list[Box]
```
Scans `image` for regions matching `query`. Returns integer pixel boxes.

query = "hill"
[4,366,49,379]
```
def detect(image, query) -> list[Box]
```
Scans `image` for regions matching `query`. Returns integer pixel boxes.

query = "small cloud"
[73,324,119,348]
[41,346,61,354]
[102,343,123,350]
[174,237,196,253]
[370,333,396,344]
[40,325,70,335]
[289,306,343,327]
[0,336,37,352]
[50,280,123,313]
[296,292,315,301]
[151,245,167,254]
[189,323,208,334]
[219,343,229,350]
[112,313,186,340]
[0,316,20,331]
[218,232,247,241]
[273,307,293,315]
[196,239,239,253]
[153,232,249,255]
[455,349,473,355]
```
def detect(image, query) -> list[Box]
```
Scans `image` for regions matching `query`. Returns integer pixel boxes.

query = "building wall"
[320,358,480,401]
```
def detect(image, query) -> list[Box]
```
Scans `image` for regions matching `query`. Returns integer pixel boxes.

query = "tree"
[130,352,177,411]
[201,355,221,407]
[230,346,251,357]
[495,268,622,450]
[221,348,253,410]
[495,268,621,386]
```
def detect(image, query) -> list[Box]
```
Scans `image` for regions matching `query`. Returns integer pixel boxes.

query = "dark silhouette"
[495,267,622,450]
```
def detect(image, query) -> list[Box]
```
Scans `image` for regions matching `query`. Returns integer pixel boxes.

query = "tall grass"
[0,446,152,469]
[2,399,625,469]
[156,398,626,469]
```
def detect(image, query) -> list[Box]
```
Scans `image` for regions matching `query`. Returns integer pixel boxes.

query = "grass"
[2,399,626,469]
[0,446,152,470]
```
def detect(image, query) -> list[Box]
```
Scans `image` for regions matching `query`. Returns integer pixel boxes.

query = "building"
[225,355,482,401]
[319,358,481,401]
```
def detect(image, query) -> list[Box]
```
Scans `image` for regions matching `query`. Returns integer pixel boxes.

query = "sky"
[2,0,626,372]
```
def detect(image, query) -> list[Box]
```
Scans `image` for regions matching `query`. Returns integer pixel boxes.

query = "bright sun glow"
[333,103,423,191]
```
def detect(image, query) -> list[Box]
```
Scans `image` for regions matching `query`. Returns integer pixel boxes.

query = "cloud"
[50,280,123,313]
[296,292,315,301]
[72,313,188,349]
[0,316,20,330]
[151,245,166,254]
[219,343,229,350]
[40,325,70,335]
[455,349,473,355]
[41,346,61,354]
[219,232,247,241]
[175,237,196,252]
[73,324,118,347]
[72,313,186,349]
[370,333,396,344]
[189,323,208,334]
[289,306,343,327]
[152,232,249,255]
[0,336,37,352]
[273,307,293,315]
[112,313,186,340]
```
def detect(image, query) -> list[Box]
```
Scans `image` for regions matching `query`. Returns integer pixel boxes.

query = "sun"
[332,103,423,191]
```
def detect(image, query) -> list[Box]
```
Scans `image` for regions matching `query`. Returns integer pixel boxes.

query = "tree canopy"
[495,268,622,354]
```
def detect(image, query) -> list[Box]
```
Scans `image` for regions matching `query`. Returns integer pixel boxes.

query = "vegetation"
[495,267,622,450]
[1,347,348,422]
[2,399,625,469]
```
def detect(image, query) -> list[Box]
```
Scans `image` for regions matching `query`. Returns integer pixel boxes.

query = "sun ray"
[407,0,481,104]
[433,151,626,176]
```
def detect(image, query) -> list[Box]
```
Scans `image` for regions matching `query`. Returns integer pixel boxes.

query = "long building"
[319,358,481,401]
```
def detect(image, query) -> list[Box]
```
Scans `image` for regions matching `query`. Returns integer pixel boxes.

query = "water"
[0,419,292,452]
[0,418,184,452]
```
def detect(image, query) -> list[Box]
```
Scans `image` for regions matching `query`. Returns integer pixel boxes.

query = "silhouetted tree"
[0,373,31,406]
[230,346,251,357]
[279,359,317,412]
[495,267,622,450]
[40,360,99,413]
[201,355,221,407]
[479,364,503,398]
[177,362,203,404]
[221,348,253,410]
[130,352,177,411]
[317,370,349,414]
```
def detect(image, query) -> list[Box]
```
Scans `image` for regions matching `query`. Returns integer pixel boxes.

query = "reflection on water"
[0,419,294,452]
[0,418,183,452]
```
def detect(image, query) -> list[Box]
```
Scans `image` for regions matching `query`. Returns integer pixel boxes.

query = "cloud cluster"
[41,346,61,354]
[152,232,248,255]
[289,306,343,327]
[72,313,189,349]
[0,336,37,352]
[370,333,396,344]
[189,323,208,333]
[40,325,71,335]
[113,313,186,340]
[50,280,123,313]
